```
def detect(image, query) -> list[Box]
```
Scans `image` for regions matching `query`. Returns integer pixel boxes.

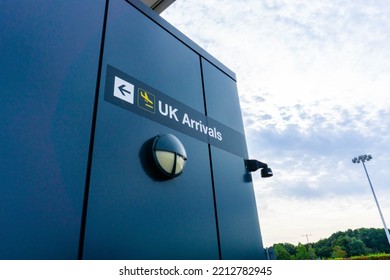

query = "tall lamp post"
[352,154,390,246]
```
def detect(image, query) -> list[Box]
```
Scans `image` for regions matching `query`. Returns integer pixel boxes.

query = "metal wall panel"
[0,0,106,259]
[202,59,266,259]
[82,0,219,259]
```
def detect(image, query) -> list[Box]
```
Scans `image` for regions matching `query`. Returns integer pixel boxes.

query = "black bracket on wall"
[244,159,273,178]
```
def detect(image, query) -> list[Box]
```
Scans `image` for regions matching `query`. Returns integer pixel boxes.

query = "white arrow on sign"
[113,76,134,104]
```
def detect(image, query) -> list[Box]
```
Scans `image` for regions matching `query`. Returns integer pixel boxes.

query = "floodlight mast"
[352,154,390,247]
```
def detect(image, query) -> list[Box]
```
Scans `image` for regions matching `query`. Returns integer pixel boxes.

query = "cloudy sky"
[161,0,390,247]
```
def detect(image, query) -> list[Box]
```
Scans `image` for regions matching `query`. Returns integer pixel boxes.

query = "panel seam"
[200,57,222,260]
[77,0,110,260]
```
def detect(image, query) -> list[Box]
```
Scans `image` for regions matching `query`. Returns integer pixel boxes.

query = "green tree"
[308,245,317,259]
[356,228,390,253]
[274,227,389,260]
[334,235,369,257]
[294,243,310,260]
[313,238,332,259]
[348,237,368,256]
[283,243,297,256]
[274,244,292,260]
[331,245,347,259]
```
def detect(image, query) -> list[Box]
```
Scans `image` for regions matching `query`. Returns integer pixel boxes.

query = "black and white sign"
[113,76,134,104]
[104,65,246,157]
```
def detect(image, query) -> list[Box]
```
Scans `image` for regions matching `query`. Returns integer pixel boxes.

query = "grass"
[338,253,390,260]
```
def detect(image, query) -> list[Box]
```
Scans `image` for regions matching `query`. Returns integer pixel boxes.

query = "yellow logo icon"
[137,89,155,113]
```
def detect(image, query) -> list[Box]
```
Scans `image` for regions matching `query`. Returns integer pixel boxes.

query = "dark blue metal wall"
[0,0,106,259]
[0,0,265,259]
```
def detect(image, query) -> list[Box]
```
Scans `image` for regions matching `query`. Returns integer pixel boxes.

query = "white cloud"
[163,0,390,246]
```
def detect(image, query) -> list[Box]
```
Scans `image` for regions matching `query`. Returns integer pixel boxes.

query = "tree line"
[273,228,390,259]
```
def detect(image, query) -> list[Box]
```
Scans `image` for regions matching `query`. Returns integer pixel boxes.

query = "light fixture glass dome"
[152,134,187,178]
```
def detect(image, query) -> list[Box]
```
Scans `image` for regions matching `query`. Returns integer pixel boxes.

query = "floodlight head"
[352,154,373,164]
[261,167,273,178]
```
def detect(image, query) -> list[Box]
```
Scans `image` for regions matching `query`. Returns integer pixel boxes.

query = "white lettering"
[208,127,215,138]
[190,119,196,129]
[159,101,179,122]
[169,106,179,122]
[169,107,224,142]
[158,101,168,116]
[182,113,191,127]
[200,123,208,134]
[194,120,200,131]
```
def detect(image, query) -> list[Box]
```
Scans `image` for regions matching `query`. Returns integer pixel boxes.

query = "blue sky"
[162,0,390,247]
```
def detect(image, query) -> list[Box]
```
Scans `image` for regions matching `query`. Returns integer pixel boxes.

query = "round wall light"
[152,134,187,178]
